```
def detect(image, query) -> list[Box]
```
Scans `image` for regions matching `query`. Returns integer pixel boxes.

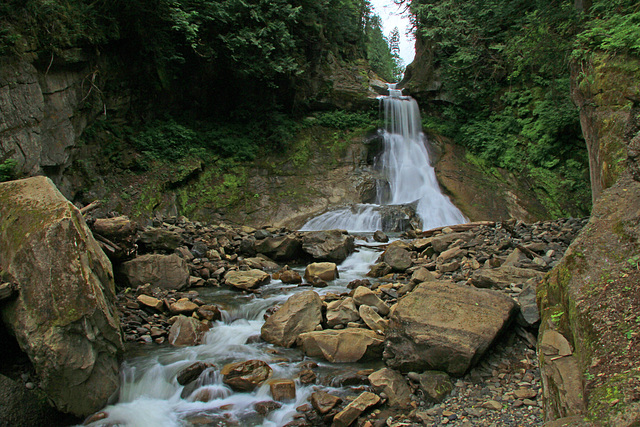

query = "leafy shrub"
[314,110,377,130]
[0,159,18,182]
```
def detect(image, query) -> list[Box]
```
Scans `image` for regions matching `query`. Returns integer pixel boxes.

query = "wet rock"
[197,304,222,321]
[304,262,339,282]
[168,315,210,347]
[225,269,271,291]
[254,400,282,416]
[298,369,317,385]
[311,390,342,415]
[269,379,296,401]
[373,230,389,243]
[382,246,412,272]
[121,254,190,290]
[368,368,411,408]
[332,391,381,427]
[177,362,214,386]
[221,360,273,392]
[0,176,123,417]
[279,269,302,284]
[261,290,323,347]
[297,329,384,363]
[384,280,517,376]
[353,286,389,316]
[301,230,355,262]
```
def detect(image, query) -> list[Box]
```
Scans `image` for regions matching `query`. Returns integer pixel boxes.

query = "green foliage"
[575,0,640,57]
[0,159,18,182]
[365,15,403,81]
[313,109,377,130]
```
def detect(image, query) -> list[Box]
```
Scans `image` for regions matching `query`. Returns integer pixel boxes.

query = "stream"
[86,86,466,427]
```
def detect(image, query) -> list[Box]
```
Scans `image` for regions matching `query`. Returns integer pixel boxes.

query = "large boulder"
[120,254,190,290]
[225,269,271,291]
[261,290,323,347]
[326,297,360,328]
[301,230,355,262]
[296,329,384,363]
[137,227,183,252]
[254,235,302,261]
[304,262,339,282]
[0,177,124,417]
[383,280,517,376]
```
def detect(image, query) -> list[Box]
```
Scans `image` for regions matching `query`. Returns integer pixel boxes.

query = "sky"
[369,0,416,66]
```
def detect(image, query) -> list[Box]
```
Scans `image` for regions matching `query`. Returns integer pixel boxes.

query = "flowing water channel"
[86,87,466,427]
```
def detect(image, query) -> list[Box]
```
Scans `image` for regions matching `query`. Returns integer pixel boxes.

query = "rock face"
[301,230,355,262]
[297,329,384,363]
[0,177,124,417]
[384,280,517,376]
[260,290,323,347]
[120,254,190,290]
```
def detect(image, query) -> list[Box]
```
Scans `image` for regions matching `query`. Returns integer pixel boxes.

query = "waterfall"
[302,85,466,232]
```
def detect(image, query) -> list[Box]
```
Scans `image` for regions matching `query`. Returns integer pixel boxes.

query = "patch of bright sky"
[369,0,415,66]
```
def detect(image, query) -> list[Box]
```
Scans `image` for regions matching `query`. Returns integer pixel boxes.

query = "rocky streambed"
[77,211,586,426]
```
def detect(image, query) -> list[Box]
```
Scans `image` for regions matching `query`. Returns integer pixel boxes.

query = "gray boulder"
[261,291,323,347]
[121,253,190,290]
[0,177,123,417]
[301,230,355,262]
[384,280,517,376]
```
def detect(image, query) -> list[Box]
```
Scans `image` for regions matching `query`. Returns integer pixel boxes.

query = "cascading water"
[302,85,466,232]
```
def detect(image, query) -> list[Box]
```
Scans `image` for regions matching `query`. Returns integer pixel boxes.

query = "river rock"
[296,329,384,363]
[470,265,544,289]
[261,290,323,347]
[382,245,412,271]
[221,360,273,392]
[225,269,271,291]
[0,176,124,417]
[368,368,411,408]
[168,315,210,346]
[410,267,435,284]
[301,230,355,262]
[269,379,296,401]
[430,232,473,253]
[326,297,360,328]
[138,227,184,252]
[353,286,389,316]
[279,269,302,284]
[169,298,199,315]
[517,278,541,326]
[373,230,389,243]
[358,305,387,334]
[367,262,392,278]
[121,254,190,290]
[383,280,517,376]
[311,390,342,414]
[136,294,164,311]
[177,362,214,386]
[92,215,137,242]
[416,370,453,403]
[197,304,222,321]
[254,235,302,260]
[332,391,381,427]
[304,262,339,282]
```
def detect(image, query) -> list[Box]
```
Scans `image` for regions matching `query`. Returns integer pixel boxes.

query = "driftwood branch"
[80,200,101,215]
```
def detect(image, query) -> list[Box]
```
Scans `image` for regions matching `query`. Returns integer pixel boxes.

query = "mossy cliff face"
[537,52,640,425]
[571,53,640,204]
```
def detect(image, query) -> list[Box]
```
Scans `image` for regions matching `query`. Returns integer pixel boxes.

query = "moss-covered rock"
[0,176,124,417]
